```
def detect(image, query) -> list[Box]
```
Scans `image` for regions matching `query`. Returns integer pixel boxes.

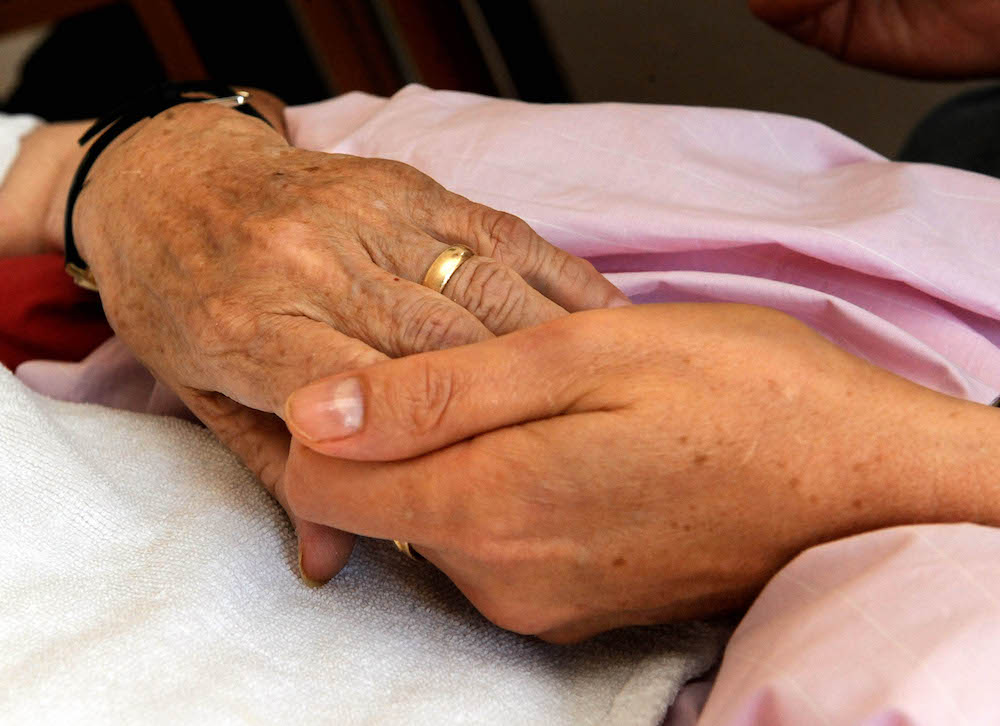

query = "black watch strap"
[63,81,273,291]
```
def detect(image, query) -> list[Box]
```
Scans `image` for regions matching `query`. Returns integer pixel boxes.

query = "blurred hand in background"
[749,0,1000,78]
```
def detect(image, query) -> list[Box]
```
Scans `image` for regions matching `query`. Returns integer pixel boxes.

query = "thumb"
[284,317,596,462]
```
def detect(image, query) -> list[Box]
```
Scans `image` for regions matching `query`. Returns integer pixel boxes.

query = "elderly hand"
[281,303,1000,641]
[749,0,1000,77]
[70,99,626,583]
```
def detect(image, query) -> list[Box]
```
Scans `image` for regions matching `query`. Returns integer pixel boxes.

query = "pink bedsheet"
[19,86,1000,724]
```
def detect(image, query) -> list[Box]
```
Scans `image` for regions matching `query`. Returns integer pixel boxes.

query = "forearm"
[806,366,1000,549]
[884,392,1000,525]
[0,120,89,257]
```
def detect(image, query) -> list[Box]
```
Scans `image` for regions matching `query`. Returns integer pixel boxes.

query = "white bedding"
[0,366,728,724]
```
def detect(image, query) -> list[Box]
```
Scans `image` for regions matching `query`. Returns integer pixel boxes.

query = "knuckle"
[470,590,539,635]
[478,210,538,267]
[450,259,526,331]
[557,252,598,288]
[241,213,310,255]
[329,343,386,372]
[188,294,248,355]
[471,587,557,636]
[393,357,456,438]
[399,297,481,353]
[368,159,440,205]
[373,157,426,181]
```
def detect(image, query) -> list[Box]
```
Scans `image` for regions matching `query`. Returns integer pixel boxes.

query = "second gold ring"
[422,244,475,293]
[393,539,423,561]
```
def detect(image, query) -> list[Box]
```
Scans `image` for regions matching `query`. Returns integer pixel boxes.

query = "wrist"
[73,98,287,267]
[817,376,1000,540]
[899,394,1000,524]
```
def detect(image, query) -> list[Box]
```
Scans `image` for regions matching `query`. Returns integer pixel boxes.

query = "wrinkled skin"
[71,101,627,582]
[281,303,1000,642]
[749,0,1000,77]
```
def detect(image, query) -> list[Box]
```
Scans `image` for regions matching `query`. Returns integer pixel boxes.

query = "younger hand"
[282,304,998,641]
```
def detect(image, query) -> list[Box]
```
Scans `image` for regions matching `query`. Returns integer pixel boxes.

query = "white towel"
[0,367,728,724]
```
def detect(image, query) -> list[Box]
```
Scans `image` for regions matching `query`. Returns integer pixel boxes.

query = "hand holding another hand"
[283,303,1000,641]
[70,100,626,582]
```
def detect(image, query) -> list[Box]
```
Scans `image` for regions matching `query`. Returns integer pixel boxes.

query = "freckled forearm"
[824,376,1000,537]
[912,396,1000,524]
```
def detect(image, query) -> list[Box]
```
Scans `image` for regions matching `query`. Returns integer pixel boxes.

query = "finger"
[429,199,630,311]
[178,388,355,585]
[296,518,356,586]
[439,254,567,335]
[284,312,606,461]
[284,436,592,638]
[284,412,569,544]
[362,231,569,336]
[180,315,386,580]
[207,313,388,418]
[334,266,494,357]
[283,436,482,543]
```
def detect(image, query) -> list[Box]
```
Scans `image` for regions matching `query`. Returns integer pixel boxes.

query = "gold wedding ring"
[401,246,475,563]
[393,540,423,561]
[422,244,475,293]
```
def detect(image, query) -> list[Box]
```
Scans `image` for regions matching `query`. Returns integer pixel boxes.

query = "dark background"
[0,0,985,155]
[1,1,567,120]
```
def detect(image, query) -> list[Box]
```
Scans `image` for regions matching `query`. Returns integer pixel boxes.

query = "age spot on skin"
[693,453,709,465]
[612,557,626,567]
[852,498,863,510]
[677,435,688,445]
[303,165,321,172]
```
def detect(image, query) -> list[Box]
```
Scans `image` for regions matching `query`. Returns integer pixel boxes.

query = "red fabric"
[0,253,113,370]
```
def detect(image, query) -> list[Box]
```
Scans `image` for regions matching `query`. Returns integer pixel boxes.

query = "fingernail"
[286,377,364,442]
[298,544,327,588]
